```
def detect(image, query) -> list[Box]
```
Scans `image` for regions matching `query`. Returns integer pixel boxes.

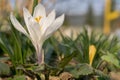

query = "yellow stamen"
[89,45,96,66]
[35,16,42,22]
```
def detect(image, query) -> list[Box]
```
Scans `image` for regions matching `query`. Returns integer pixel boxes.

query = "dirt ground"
[110,72,120,80]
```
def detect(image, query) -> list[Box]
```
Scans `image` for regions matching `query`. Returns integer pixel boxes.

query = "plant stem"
[37,52,44,64]
[36,44,44,65]
[44,64,49,80]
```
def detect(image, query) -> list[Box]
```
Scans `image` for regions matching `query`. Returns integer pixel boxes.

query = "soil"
[110,72,120,80]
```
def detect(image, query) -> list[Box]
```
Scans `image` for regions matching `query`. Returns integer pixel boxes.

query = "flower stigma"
[35,16,42,23]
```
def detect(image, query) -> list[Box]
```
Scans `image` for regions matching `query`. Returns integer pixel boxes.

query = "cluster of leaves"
[43,28,120,80]
[0,0,120,79]
[0,25,34,72]
[0,12,37,79]
[0,27,120,80]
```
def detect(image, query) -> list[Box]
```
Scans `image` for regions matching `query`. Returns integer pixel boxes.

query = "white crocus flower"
[10,3,64,64]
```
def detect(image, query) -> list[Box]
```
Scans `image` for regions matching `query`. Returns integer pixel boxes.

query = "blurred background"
[1,1,120,80]
[1,0,120,33]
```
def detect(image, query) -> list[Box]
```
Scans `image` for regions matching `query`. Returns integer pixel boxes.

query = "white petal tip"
[10,12,15,21]
[35,3,45,11]
[61,14,65,19]
[23,7,28,13]
[52,9,55,13]
[49,9,56,17]
[37,3,45,8]
[58,14,65,23]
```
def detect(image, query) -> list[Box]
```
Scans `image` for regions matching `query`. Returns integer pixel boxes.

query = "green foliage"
[43,33,78,75]
[58,52,77,70]
[0,25,34,74]
[8,75,26,80]
[101,52,120,68]
[32,0,39,15]
[94,69,110,80]
[0,26,120,79]
[0,62,10,76]
[70,63,93,78]
[43,28,120,79]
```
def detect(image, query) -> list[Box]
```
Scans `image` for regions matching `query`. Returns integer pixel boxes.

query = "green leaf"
[101,53,120,68]
[58,53,77,69]
[70,63,93,78]
[45,47,58,67]
[0,62,10,75]
[94,69,110,80]
[0,37,13,57]
[8,75,26,80]
[97,77,110,80]
[14,75,26,80]
[51,52,77,75]
[94,69,109,78]
[32,0,39,15]
[11,30,23,64]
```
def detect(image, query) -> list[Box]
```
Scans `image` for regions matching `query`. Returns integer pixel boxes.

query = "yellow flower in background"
[10,3,64,64]
[104,0,119,35]
[103,25,110,35]
[89,45,96,66]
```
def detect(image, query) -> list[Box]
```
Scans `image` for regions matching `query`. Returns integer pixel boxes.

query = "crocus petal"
[28,17,41,43]
[33,3,46,18]
[42,10,56,34]
[23,8,32,29]
[23,8,40,43]
[10,13,28,36]
[44,14,64,39]
[23,8,37,44]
